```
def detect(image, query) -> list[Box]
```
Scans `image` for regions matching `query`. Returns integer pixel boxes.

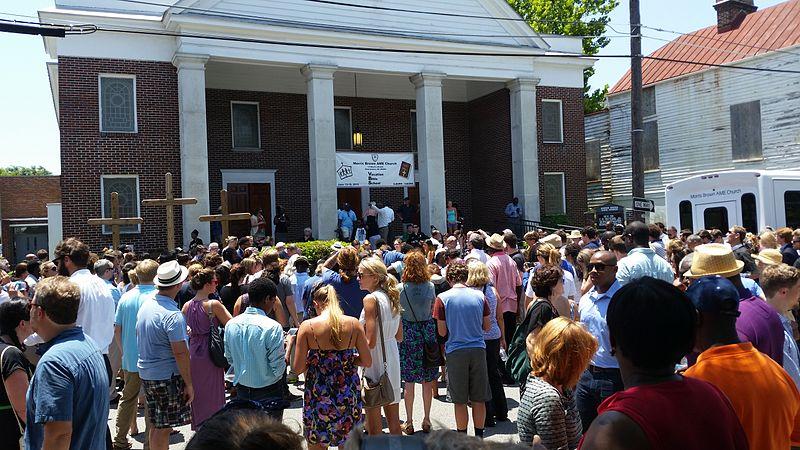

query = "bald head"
[624,221,650,247]
[589,250,618,293]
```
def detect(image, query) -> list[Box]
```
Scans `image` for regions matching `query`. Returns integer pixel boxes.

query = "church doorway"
[228,183,272,239]
[337,188,363,216]
[221,169,277,240]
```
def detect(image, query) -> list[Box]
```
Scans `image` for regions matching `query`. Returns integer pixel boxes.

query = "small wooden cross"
[198,189,251,240]
[88,192,144,251]
[141,173,198,251]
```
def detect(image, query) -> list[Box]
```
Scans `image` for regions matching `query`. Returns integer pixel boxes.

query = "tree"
[0,165,53,176]
[507,0,618,113]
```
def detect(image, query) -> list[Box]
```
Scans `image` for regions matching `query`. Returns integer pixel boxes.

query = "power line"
[641,24,800,58]
[75,24,800,75]
[112,0,623,28]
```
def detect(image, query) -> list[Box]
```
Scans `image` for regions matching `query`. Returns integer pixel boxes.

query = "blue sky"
[0,0,785,175]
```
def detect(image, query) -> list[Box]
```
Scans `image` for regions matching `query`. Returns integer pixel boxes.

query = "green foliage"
[541,214,571,228]
[0,165,53,176]
[506,0,619,113]
[291,240,340,264]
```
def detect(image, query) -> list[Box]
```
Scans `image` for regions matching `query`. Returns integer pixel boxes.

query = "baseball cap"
[685,276,740,317]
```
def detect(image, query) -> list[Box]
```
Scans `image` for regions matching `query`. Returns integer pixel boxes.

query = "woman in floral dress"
[293,284,372,450]
[398,251,438,434]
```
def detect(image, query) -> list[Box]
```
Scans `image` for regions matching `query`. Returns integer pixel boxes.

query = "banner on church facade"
[335,152,415,188]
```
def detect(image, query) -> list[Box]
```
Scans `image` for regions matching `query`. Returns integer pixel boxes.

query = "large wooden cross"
[88,192,144,251]
[141,173,198,251]
[198,189,251,240]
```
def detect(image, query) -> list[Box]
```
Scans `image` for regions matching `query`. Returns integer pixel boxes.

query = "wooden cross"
[198,189,251,240]
[141,173,198,251]
[88,192,144,251]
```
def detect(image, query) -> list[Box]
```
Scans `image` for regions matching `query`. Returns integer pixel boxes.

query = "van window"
[679,201,693,231]
[704,207,729,231]
[741,193,757,232]
[785,191,800,229]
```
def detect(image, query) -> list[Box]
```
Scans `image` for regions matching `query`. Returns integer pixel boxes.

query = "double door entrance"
[227,183,272,239]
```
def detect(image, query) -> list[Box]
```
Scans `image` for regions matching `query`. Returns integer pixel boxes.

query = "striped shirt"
[518,376,581,449]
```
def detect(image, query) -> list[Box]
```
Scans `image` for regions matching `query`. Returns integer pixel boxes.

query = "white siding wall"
[602,51,800,222]
[585,110,612,209]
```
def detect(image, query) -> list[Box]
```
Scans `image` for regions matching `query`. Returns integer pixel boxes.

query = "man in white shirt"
[377,202,395,242]
[466,234,489,264]
[616,222,674,286]
[54,238,116,388]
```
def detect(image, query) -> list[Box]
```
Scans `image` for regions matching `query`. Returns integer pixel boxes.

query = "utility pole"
[630,0,644,223]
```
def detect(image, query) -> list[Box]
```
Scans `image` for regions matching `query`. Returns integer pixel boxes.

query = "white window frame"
[98,74,137,133]
[230,101,261,151]
[334,106,353,150]
[541,99,563,144]
[99,175,141,234]
[543,172,566,215]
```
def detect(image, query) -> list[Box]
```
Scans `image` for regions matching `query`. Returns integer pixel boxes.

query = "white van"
[665,170,800,232]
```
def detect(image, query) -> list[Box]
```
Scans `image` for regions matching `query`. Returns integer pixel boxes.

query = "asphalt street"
[109,380,525,449]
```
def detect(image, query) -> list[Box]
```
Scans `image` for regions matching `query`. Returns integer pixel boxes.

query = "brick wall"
[59,57,182,252]
[0,176,61,219]
[0,176,61,262]
[537,86,587,225]
[467,89,513,230]
[58,56,588,251]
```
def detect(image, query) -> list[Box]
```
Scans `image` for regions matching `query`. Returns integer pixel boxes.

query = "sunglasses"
[357,271,369,278]
[587,262,616,272]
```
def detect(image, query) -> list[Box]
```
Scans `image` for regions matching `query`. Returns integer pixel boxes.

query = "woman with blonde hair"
[759,230,778,250]
[358,257,403,436]
[398,251,438,434]
[525,243,578,318]
[294,284,372,450]
[517,317,597,449]
[466,260,508,427]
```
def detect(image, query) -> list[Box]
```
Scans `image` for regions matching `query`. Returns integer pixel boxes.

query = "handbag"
[206,302,228,369]
[1,345,25,450]
[506,299,558,385]
[362,301,394,408]
[403,290,444,369]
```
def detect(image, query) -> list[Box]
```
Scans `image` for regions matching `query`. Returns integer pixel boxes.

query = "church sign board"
[336,152,415,188]
[596,203,625,226]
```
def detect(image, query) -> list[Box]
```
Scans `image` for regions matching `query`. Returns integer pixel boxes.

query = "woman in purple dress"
[182,268,232,429]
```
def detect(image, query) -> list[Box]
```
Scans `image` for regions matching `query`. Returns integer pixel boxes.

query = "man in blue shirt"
[581,226,601,250]
[616,221,674,286]
[337,203,357,241]
[112,259,158,450]
[136,261,192,450]
[577,250,623,432]
[26,276,109,450]
[224,277,287,418]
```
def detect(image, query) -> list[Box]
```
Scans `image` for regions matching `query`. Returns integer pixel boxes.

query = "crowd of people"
[0,218,799,449]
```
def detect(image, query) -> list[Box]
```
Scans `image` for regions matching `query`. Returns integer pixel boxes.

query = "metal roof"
[610,0,800,94]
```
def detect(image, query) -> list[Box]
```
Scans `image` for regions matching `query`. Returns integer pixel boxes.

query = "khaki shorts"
[445,347,491,404]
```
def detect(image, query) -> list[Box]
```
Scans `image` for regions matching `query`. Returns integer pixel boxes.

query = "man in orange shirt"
[684,276,800,449]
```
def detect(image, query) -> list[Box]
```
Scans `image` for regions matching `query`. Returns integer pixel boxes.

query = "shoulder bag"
[403,290,444,369]
[362,299,394,408]
[1,345,25,449]
[206,302,228,369]
[505,299,557,385]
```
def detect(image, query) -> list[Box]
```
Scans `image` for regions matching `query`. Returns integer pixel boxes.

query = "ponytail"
[537,243,561,267]
[314,285,345,347]
[547,249,560,267]
[382,274,402,317]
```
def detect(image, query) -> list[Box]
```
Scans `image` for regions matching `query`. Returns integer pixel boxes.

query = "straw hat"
[684,244,744,278]
[485,233,505,251]
[753,248,782,266]
[539,234,563,248]
[567,230,582,239]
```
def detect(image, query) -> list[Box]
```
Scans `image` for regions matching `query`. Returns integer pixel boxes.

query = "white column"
[507,77,541,222]
[410,73,447,234]
[174,54,211,245]
[302,64,338,240]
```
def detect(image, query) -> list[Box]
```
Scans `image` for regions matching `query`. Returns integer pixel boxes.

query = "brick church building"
[42,0,591,250]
